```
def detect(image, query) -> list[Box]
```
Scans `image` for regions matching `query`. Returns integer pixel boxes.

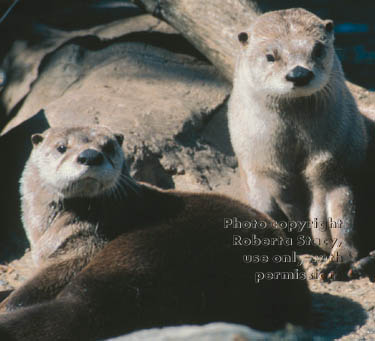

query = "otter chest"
[232,108,317,175]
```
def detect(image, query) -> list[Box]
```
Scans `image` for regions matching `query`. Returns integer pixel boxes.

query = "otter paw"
[347,251,375,282]
[318,261,351,282]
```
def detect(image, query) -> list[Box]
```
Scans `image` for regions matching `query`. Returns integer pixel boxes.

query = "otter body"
[229,8,368,279]
[0,126,310,340]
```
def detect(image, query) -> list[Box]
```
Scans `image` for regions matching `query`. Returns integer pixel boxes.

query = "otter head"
[30,126,126,198]
[237,8,335,98]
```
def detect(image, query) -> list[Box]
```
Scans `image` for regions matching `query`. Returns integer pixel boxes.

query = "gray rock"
[0,8,245,259]
[2,25,234,189]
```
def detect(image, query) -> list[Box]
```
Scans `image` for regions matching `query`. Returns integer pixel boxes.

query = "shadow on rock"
[309,292,367,339]
[0,109,49,262]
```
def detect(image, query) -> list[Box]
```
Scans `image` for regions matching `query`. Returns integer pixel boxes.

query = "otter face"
[30,126,125,198]
[238,8,335,98]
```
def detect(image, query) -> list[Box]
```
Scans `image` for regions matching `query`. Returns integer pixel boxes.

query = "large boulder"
[0,2,242,261]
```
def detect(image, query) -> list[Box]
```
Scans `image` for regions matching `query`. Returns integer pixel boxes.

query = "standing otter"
[0,126,310,340]
[228,8,369,280]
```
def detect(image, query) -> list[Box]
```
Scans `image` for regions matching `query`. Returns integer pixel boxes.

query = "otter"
[228,8,370,280]
[0,126,310,340]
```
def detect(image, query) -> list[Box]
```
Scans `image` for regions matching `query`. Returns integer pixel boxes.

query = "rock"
[0,6,243,261]
[1,17,234,191]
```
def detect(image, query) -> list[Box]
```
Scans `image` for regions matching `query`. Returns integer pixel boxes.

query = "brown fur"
[0,126,310,340]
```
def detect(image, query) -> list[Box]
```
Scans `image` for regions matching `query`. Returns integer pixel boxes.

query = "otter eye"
[312,42,325,58]
[102,141,115,154]
[266,54,275,62]
[57,145,67,154]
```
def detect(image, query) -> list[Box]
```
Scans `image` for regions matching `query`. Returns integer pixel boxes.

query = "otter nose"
[77,149,104,166]
[286,66,314,86]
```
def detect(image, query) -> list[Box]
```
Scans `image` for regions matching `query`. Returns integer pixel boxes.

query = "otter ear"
[31,134,44,147]
[238,32,249,46]
[324,20,334,33]
[114,133,124,147]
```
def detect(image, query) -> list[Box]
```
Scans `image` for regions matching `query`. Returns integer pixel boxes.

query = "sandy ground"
[299,255,375,340]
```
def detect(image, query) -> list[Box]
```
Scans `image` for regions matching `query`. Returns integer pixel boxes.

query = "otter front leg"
[309,188,333,254]
[315,186,359,280]
[241,170,291,221]
[0,257,87,312]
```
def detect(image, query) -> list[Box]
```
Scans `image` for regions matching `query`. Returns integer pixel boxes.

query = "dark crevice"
[0,2,144,62]
[0,95,27,133]
[0,1,144,32]
[0,110,49,262]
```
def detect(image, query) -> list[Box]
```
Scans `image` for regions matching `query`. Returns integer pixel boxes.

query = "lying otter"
[0,126,310,340]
